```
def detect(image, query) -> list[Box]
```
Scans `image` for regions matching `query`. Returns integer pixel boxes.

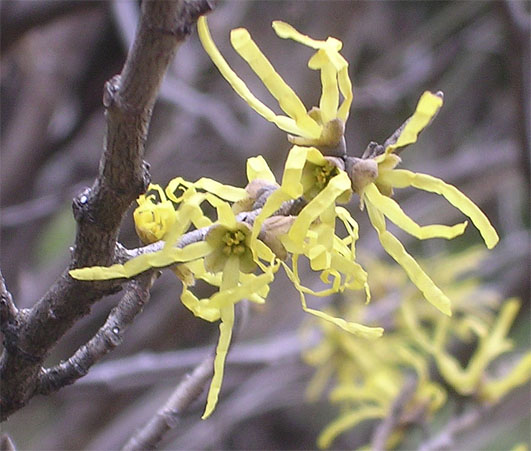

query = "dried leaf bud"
[245,179,278,199]
[261,215,296,260]
[233,179,278,213]
[345,157,379,195]
[318,118,345,150]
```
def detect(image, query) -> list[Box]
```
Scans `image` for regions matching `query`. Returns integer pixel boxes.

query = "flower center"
[221,230,247,256]
[314,163,339,190]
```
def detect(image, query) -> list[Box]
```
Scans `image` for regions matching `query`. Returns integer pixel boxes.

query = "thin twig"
[168,362,308,449]
[371,376,419,451]
[68,330,316,390]
[0,433,17,451]
[418,405,487,451]
[120,288,250,449]
[37,272,157,395]
[121,354,215,451]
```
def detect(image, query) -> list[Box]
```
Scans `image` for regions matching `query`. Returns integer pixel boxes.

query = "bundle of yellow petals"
[198,16,351,154]
[70,180,279,419]
[239,154,383,340]
[198,16,499,318]
[349,91,499,315]
[304,249,530,449]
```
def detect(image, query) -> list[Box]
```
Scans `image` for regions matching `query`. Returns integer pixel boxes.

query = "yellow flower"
[429,298,531,400]
[197,17,352,155]
[133,184,177,245]
[72,189,278,419]
[305,310,444,449]
[133,184,196,284]
[347,91,499,316]
[241,154,379,338]
[177,200,278,419]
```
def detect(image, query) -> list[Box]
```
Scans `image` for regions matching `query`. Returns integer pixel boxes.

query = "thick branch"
[0,0,214,421]
[0,271,18,327]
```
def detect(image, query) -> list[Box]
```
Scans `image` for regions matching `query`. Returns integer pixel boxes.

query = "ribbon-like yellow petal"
[197,17,311,138]
[337,66,353,121]
[180,283,221,322]
[215,201,237,229]
[202,303,235,419]
[272,21,343,58]
[250,146,306,253]
[246,155,277,184]
[281,260,383,340]
[481,353,531,402]
[309,52,339,124]
[208,271,275,310]
[433,299,521,395]
[381,169,499,249]
[383,91,443,155]
[194,178,247,202]
[365,201,452,316]
[230,28,321,138]
[364,183,468,240]
[69,241,212,280]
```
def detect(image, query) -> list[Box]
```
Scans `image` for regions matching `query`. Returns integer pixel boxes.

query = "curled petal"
[337,66,353,121]
[165,176,245,203]
[364,183,468,240]
[180,283,221,322]
[281,260,383,340]
[433,299,521,395]
[289,171,351,245]
[481,353,531,402]
[193,178,247,202]
[272,21,341,51]
[381,169,499,249]
[365,201,452,316]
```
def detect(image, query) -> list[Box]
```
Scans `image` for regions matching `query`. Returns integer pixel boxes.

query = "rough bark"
[0,0,215,421]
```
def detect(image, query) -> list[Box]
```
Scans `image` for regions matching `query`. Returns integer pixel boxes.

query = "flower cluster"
[302,249,531,448]
[70,17,501,419]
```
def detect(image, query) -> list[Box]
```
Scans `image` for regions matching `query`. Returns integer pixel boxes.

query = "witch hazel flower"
[197,17,352,156]
[346,91,499,315]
